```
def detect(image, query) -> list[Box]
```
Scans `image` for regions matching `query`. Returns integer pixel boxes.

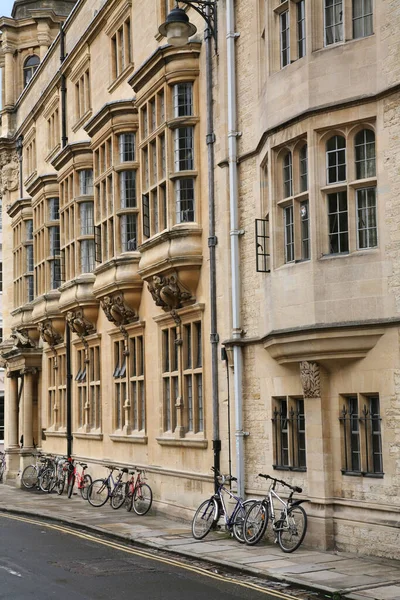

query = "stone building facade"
[0,0,400,559]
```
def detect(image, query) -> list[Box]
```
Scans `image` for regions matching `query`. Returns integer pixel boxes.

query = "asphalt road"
[0,513,294,600]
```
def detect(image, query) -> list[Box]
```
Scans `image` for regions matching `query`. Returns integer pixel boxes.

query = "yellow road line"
[0,512,296,600]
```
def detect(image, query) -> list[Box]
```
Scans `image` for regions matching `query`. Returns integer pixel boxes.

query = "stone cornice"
[51,141,92,173]
[84,99,137,139]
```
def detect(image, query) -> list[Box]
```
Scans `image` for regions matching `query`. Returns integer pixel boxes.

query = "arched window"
[23,55,40,87]
[283,151,292,198]
[299,144,308,192]
[326,135,346,184]
[355,129,375,179]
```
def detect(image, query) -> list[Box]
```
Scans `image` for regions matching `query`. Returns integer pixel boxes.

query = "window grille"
[24,55,40,87]
[353,0,373,39]
[328,192,348,253]
[121,214,137,251]
[300,201,310,260]
[255,218,270,273]
[284,205,294,263]
[49,226,60,255]
[283,152,293,197]
[79,170,94,196]
[280,10,290,67]
[80,239,95,273]
[272,398,306,470]
[325,0,343,45]
[80,202,94,236]
[120,171,136,208]
[175,179,195,223]
[340,395,383,476]
[142,194,150,239]
[94,225,102,263]
[173,83,193,117]
[297,0,306,58]
[49,198,60,221]
[355,129,376,179]
[357,187,377,249]
[26,220,33,241]
[299,144,308,192]
[26,245,34,272]
[119,133,135,162]
[174,127,194,171]
[326,135,346,184]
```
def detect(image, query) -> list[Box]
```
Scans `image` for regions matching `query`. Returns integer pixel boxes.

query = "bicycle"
[87,465,129,508]
[243,473,308,552]
[39,455,68,493]
[0,452,5,483]
[63,459,92,499]
[124,468,153,515]
[21,453,55,489]
[191,467,256,543]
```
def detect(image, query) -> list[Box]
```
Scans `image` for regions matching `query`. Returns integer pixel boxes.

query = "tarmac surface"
[0,483,400,600]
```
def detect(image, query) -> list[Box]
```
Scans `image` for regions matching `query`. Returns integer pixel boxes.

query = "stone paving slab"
[1,484,400,599]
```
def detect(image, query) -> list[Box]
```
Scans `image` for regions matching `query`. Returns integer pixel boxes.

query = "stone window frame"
[139,78,200,243]
[45,346,67,432]
[93,124,140,264]
[33,190,62,297]
[339,392,383,477]
[275,138,310,267]
[311,0,374,52]
[105,1,134,92]
[73,335,102,435]
[59,162,95,282]
[24,128,37,185]
[272,0,307,72]
[272,396,307,471]
[43,95,61,162]
[70,53,92,132]
[155,305,207,448]
[109,323,147,444]
[318,122,377,258]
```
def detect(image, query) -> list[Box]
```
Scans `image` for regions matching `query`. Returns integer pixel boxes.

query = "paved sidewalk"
[0,484,400,600]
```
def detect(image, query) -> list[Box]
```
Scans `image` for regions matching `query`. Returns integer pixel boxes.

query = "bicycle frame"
[215,482,246,529]
[266,487,290,529]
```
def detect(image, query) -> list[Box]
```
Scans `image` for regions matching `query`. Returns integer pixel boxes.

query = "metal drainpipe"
[205,5,221,490]
[226,0,245,499]
[60,23,72,457]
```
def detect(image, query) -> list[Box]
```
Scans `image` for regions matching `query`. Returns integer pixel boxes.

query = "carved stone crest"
[66,309,95,338]
[300,361,321,398]
[101,293,136,327]
[147,274,192,312]
[10,328,36,349]
[0,150,19,195]
[38,320,63,347]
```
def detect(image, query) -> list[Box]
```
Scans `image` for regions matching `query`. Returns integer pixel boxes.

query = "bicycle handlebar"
[211,466,237,484]
[258,473,302,494]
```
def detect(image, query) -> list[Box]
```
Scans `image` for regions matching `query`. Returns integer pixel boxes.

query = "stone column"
[6,372,19,449]
[300,361,334,550]
[3,48,15,108]
[21,367,36,450]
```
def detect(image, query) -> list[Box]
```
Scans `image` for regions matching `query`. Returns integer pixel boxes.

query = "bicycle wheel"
[124,481,134,512]
[243,501,269,545]
[39,468,54,493]
[110,482,126,509]
[21,465,38,489]
[277,504,307,553]
[56,473,66,495]
[80,474,92,500]
[191,498,218,540]
[133,483,152,516]
[88,479,109,507]
[67,474,75,498]
[232,499,258,543]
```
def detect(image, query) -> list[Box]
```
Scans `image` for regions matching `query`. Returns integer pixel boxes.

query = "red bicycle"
[65,459,92,499]
[124,468,153,515]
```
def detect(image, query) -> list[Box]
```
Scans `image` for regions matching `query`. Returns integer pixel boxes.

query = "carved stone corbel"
[66,309,95,339]
[38,320,63,369]
[300,361,321,398]
[101,293,136,328]
[147,273,193,312]
[10,328,36,349]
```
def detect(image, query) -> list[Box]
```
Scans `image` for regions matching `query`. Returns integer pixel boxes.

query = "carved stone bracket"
[147,273,193,312]
[38,320,63,369]
[10,328,36,349]
[66,309,95,339]
[0,148,19,196]
[100,293,137,329]
[21,367,39,376]
[300,361,321,398]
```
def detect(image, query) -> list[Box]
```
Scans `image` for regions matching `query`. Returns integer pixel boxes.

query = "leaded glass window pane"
[355,129,376,179]
[357,187,377,249]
